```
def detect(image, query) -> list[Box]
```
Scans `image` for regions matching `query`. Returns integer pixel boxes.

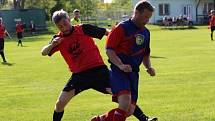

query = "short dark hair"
[134,1,154,13]
[52,9,69,24]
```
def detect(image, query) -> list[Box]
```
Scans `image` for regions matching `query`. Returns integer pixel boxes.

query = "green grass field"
[1,25,215,121]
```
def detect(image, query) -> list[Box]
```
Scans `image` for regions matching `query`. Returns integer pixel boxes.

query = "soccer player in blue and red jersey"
[16,21,24,46]
[0,17,7,63]
[92,1,157,121]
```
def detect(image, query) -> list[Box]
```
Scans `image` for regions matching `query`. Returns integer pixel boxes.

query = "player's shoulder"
[144,27,150,33]
[73,24,83,31]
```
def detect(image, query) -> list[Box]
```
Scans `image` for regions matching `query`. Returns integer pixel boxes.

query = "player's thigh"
[63,73,91,95]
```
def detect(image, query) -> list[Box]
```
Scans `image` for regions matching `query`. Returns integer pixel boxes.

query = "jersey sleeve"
[82,24,106,39]
[144,30,151,56]
[106,25,124,51]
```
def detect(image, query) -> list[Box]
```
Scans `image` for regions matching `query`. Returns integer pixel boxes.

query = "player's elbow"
[106,49,114,57]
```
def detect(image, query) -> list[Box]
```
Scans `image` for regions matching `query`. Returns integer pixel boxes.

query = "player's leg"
[0,40,6,62]
[92,67,131,121]
[53,90,75,121]
[211,27,214,41]
[130,72,158,121]
[53,73,90,121]
[20,33,23,46]
[133,105,158,121]
[114,93,131,120]
[91,66,156,121]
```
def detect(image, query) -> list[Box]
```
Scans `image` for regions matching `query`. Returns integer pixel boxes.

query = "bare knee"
[55,99,67,112]
[118,94,131,111]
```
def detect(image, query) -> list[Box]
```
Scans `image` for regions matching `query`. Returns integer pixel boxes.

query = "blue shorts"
[110,65,139,104]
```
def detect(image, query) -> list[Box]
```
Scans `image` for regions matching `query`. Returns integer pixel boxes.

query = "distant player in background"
[16,21,24,46]
[70,9,81,25]
[29,20,36,35]
[0,18,7,62]
[209,10,215,41]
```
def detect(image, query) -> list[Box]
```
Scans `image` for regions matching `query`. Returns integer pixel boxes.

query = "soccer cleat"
[146,117,158,121]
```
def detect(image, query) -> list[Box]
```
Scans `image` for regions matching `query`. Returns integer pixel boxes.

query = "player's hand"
[146,67,156,76]
[51,37,62,46]
[118,64,132,72]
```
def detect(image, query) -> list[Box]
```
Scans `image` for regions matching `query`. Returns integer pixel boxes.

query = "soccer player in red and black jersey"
[42,10,152,121]
[209,10,215,41]
[0,18,7,63]
[41,9,111,121]
[16,21,24,46]
[92,1,157,121]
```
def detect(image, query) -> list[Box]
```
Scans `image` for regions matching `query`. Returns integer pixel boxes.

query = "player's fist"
[118,64,132,72]
[146,67,156,76]
[51,37,62,46]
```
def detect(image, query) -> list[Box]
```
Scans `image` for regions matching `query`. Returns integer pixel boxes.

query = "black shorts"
[0,38,4,51]
[211,26,215,32]
[63,65,110,95]
[17,32,23,39]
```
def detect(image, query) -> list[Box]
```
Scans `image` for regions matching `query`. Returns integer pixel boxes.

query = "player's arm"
[41,36,61,56]
[106,25,132,72]
[142,55,155,76]
[106,49,132,72]
[142,39,155,76]
[82,24,109,39]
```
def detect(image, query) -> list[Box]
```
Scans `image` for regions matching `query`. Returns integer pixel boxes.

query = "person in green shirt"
[70,9,81,25]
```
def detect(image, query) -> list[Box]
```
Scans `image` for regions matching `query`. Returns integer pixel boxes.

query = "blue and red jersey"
[106,19,151,72]
[49,24,106,73]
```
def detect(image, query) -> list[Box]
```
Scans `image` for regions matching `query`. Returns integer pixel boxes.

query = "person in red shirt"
[0,18,7,63]
[209,10,215,41]
[16,21,24,46]
[41,9,111,121]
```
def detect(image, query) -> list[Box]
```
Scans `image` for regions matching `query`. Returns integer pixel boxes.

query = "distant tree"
[50,0,64,17]
[13,0,25,9]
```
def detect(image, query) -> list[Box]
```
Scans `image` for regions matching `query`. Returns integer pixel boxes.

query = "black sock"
[53,110,64,121]
[133,105,147,121]
[211,33,213,40]
[0,51,6,62]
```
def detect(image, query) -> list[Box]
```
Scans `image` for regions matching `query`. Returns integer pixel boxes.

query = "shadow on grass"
[161,26,198,30]
[17,45,28,47]
[151,55,167,59]
[1,62,15,66]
